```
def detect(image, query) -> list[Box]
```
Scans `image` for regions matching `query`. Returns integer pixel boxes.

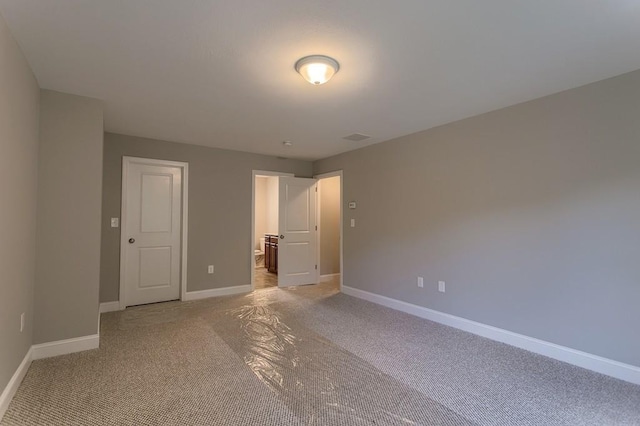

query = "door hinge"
[315,225,318,231]
[315,265,317,270]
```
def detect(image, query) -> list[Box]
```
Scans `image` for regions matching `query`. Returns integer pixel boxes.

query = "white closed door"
[122,159,182,307]
[278,177,318,287]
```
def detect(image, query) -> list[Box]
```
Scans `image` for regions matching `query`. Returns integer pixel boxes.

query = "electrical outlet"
[438,281,446,293]
[208,265,214,274]
[110,217,119,228]
[417,277,424,288]
[20,312,25,332]
[350,219,355,227]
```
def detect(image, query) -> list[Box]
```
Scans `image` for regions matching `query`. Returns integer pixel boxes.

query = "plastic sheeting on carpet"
[209,291,476,425]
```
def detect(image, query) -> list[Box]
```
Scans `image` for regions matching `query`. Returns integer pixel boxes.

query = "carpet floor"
[2,280,639,425]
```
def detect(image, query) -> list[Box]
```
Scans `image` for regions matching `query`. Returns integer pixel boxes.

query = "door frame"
[119,156,189,309]
[250,170,294,290]
[314,170,344,291]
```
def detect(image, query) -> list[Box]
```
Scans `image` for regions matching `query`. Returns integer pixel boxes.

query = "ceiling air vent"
[343,133,371,142]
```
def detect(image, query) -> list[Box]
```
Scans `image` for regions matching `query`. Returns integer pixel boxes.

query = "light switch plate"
[348,201,357,209]
[350,219,355,227]
[110,218,119,228]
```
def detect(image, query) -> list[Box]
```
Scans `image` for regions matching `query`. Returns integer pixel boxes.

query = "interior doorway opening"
[251,171,292,290]
[250,170,343,291]
[253,174,281,290]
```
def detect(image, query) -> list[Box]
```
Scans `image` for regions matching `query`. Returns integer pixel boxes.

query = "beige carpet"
[2,279,639,425]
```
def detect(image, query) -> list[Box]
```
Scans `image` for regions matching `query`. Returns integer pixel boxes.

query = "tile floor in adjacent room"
[254,266,278,290]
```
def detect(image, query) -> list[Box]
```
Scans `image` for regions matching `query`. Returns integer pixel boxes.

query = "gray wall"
[0,12,39,395]
[319,176,341,275]
[314,69,640,367]
[35,90,103,344]
[100,133,313,302]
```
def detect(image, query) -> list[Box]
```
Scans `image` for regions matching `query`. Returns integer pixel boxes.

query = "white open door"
[278,176,318,287]
[121,158,184,307]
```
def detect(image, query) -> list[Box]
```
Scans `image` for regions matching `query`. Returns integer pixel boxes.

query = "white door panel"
[278,177,318,287]
[123,161,182,306]
[138,246,172,288]
[140,174,174,232]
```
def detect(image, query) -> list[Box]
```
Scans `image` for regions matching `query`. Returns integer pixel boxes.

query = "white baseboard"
[342,286,640,385]
[102,285,253,307]
[320,273,340,283]
[99,301,121,313]
[32,334,100,360]
[184,284,252,301]
[0,347,32,421]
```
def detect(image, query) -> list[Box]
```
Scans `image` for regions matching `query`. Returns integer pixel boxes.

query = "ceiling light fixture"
[295,55,340,85]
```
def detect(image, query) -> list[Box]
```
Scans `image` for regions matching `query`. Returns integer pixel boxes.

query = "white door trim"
[314,170,343,291]
[120,156,189,309]
[250,170,295,290]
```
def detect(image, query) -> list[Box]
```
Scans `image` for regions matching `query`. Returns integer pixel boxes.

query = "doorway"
[119,157,189,309]
[251,171,293,290]
[251,170,343,291]
[253,174,279,290]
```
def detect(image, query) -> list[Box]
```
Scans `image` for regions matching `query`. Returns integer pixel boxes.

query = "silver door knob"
[128,238,135,244]
[279,235,284,239]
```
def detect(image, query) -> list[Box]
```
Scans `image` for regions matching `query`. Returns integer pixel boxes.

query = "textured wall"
[34,90,103,344]
[319,176,341,275]
[254,177,268,251]
[100,133,313,302]
[314,70,640,367]
[266,177,279,235]
[0,12,39,395]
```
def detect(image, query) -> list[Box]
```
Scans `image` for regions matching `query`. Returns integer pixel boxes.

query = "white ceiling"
[2,1,640,160]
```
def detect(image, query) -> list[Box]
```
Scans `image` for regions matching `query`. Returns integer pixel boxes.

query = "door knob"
[128,238,135,244]
[279,235,284,239]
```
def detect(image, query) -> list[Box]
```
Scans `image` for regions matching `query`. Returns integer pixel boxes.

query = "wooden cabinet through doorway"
[265,234,278,274]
